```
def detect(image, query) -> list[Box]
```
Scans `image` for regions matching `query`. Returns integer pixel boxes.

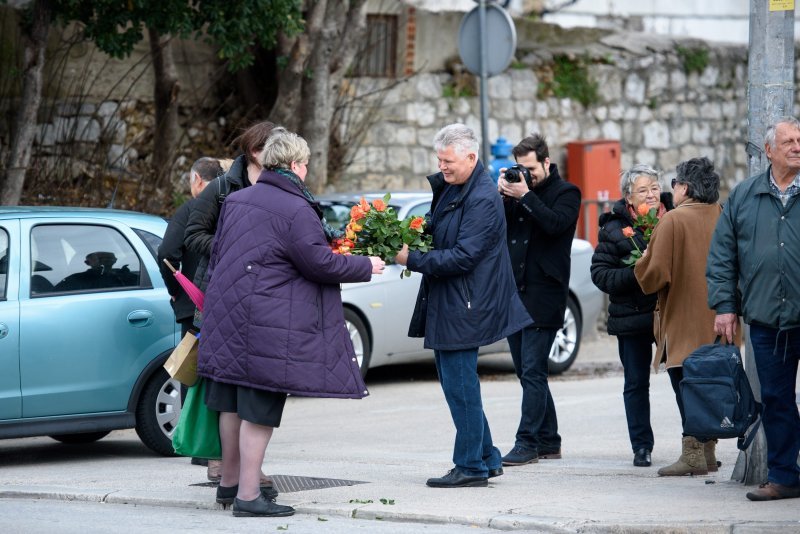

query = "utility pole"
[732,0,795,485]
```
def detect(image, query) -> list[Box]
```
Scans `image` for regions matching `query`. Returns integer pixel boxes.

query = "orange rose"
[372,199,387,211]
[409,217,424,230]
[345,227,357,240]
[637,203,650,217]
[359,197,371,212]
[622,226,635,238]
[350,205,366,221]
[350,221,362,232]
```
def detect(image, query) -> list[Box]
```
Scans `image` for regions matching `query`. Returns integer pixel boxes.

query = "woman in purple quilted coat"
[197,128,385,518]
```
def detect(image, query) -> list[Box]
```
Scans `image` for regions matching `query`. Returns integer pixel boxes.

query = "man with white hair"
[396,123,532,488]
[707,116,800,501]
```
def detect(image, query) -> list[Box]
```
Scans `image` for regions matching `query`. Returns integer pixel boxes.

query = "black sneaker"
[633,448,652,467]
[501,445,538,466]
[217,484,279,505]
[232,494,294,517]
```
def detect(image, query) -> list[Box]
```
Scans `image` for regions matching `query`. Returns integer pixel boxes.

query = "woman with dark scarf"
[196,128,385,517]
[591,164,672,468]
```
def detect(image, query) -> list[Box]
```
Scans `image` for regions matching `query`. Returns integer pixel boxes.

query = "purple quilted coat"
[196,170,372,398]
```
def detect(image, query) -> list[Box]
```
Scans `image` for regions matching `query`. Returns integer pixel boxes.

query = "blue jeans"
[434,348,502,477]
[750,324,800,487]
[618,334,655,452]
[507,326,561,453]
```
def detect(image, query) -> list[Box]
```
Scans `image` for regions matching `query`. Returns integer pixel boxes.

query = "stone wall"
[339,31,800,198]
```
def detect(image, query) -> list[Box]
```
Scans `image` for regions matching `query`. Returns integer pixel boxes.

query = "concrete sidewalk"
[1,335,798,532]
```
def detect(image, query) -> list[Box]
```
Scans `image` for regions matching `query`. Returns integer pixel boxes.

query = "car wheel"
[548,295,582,375]
[49,431,111,444]
[135,368,181,456]
[344,308,371,378]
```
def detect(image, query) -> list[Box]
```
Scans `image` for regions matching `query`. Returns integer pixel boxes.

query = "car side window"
[406,202,431,219]
[30,224,143,296]
[0,228,7,300]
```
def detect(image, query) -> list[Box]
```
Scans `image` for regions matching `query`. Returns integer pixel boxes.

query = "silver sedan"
[319,192,604,377]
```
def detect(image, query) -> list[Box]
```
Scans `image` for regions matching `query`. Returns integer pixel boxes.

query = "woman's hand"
[395,244,409,266]
[369,257,386,274]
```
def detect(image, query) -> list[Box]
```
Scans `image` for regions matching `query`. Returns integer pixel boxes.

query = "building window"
[353,15,398,77]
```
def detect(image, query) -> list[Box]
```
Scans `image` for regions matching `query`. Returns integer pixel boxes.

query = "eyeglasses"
[671,178,681,189]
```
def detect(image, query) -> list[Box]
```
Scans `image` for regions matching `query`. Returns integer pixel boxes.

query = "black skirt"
[204,379,287,427]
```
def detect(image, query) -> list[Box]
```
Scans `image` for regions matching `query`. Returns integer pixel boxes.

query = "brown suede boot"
[703,439,720,472]
[657,436,708,476]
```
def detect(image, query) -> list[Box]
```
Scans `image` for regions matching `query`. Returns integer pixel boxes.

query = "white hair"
[433,123,479,156]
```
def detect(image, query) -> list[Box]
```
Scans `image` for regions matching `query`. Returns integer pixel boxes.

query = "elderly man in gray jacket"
[707,116,800,502]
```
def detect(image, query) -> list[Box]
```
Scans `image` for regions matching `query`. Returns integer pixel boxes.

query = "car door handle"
[127,310,154,327]
[0,322,7,339]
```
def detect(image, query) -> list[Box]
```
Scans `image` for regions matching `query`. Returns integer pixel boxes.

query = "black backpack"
[680,338,762,450]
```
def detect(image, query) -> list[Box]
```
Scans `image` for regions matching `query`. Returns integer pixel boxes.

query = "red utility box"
[566,140,621,247]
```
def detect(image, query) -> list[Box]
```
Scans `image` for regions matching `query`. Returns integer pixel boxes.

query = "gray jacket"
[707,167,800,329]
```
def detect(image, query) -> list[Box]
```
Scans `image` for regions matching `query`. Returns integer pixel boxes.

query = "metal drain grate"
[270,474,368,493]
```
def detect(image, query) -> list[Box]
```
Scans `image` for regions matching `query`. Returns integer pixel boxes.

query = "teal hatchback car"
[0,207,181,455]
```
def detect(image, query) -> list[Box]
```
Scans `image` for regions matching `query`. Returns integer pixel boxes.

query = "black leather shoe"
[426,467,488,488]
[217,484,279,505]
[633,448,652,467]
[232,494,294,517]
[488,467,504,478]
[501,445,538,466]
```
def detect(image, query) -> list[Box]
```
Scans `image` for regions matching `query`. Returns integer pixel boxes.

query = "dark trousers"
[750,324,800,488]
[434,348,502,477]
[617,334,655,452]
[507,326,561,453]
[667,366,686,433]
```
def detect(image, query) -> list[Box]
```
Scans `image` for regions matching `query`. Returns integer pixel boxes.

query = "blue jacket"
[197,169,372,398]
[707,167,800,329]
[406,161,532,350]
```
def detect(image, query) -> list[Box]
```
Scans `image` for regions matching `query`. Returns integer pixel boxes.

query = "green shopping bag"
[172,378,222,459]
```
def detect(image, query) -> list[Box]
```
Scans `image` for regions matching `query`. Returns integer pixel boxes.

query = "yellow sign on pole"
[770,0,795,11]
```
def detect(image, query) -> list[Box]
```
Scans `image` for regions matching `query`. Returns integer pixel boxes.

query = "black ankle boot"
[216,484,279,505]
[232,494,294,517]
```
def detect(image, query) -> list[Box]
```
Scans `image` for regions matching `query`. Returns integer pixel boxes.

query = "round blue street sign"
[458,4,517,77]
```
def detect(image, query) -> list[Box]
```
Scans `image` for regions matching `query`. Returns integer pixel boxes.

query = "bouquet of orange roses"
[331,194,432,278]
[621,203,660,267]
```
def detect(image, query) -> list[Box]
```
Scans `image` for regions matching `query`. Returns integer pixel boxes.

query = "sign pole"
[732,0,796,485]
[478,0,490,164]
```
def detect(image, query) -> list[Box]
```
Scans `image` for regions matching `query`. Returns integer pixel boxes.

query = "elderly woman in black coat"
[590,164,672,467]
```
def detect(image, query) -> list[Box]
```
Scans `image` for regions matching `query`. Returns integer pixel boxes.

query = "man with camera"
[497,134,581,466]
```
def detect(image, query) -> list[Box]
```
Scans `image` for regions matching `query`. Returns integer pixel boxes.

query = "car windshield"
[320,201,402,231]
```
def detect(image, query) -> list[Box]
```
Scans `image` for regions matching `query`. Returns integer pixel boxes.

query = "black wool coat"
[158,198,203,322]
[590,194,672,336]
[184,153,251,289]
[504,164,581,329]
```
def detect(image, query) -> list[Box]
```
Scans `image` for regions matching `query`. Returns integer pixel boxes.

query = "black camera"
[504,164,532,185]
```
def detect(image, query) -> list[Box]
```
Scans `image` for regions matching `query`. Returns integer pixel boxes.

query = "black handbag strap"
[737,403,763,451]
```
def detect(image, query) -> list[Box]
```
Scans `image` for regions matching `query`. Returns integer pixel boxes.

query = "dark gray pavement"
[1,333,799,533]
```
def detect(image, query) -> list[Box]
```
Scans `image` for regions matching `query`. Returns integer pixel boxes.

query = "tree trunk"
[0,0,51,206]
[301,24,335,193]
[148,28,180,191]
[269,0,369,192]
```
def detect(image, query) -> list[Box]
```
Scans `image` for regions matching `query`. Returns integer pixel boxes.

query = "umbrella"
[163,259,204,312]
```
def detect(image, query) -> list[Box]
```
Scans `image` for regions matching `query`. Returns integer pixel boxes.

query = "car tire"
[548,295,582,375]
[49,431,111,444]
[344,308,371,378]
[135,368,181,456]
